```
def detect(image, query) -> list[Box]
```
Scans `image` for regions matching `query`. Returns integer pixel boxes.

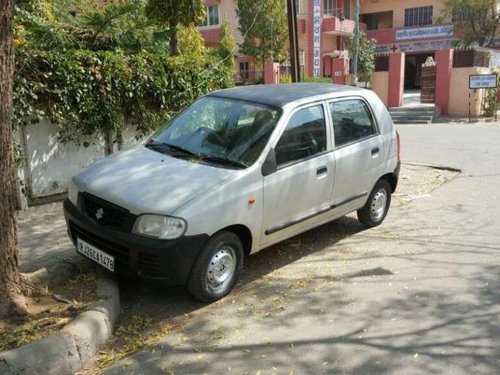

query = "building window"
[323,0,337,16]
[343,0,350,19]
[201,5,219,27]
[239,62,249,79]
[404,6,433,27]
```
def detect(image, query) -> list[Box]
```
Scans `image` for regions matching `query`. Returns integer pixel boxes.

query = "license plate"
[77,238,115,272]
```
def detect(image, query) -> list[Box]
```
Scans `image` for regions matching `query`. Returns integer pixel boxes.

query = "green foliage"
[15,2,171,54]
[13,48,232,145]
[14,1,233,147]
[441,0,500,47]
[280,74,292,84]
[346,33,376,83]
[302,76,331,83]
[237,0,288,67]
[178,25,207,56]
[217,21,236,70]
[484,71,499,117]
[145,0,205,55]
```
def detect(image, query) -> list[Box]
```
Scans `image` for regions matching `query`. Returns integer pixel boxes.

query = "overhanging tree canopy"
[442,0,500,46]
[145,0,205,55]
[237,0,288,67]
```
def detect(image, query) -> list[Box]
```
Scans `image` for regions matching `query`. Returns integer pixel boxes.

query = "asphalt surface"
[96,122,500,375]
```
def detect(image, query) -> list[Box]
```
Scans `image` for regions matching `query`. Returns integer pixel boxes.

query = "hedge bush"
[14,48,233,145]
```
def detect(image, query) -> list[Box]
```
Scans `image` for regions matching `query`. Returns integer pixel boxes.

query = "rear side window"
[275,105,327,166]
[329,99,377,147]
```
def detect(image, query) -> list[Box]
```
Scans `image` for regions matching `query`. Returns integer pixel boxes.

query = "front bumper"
[63,199,208,284]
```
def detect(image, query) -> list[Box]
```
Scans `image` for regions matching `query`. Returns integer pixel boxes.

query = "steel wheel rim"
[370,189,387,222]
[207,246,236,291]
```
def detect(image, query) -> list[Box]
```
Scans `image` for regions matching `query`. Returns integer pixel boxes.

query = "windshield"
[147,97,281,168]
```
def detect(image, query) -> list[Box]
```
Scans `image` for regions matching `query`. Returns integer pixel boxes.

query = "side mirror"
[261,148,277,176]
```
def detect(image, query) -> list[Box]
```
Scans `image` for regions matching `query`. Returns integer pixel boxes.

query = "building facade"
[199,0,493,88]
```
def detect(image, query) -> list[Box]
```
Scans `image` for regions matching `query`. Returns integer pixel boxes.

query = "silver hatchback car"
[64,84,401,302]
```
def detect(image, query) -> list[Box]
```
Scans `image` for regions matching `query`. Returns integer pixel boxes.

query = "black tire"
[187,231,244,303]
[357,179,392,228]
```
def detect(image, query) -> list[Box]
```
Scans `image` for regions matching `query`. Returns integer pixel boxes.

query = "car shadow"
[116,215,366,322]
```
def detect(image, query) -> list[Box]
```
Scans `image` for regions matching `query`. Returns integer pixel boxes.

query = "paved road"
[95,122,498,374]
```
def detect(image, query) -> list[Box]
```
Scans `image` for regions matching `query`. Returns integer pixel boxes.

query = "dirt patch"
[393,163,459,207]
[0,264,97,352]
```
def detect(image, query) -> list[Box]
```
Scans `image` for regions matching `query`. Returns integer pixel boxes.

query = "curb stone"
[0,271,120,375]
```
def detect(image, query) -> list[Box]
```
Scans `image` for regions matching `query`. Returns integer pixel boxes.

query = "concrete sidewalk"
[17,201,85,284]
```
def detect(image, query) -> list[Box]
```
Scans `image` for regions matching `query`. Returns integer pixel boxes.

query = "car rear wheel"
[357,179,392,228]
[187,231,243,302]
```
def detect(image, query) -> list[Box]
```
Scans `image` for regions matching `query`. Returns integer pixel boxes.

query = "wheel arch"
[216,224,253,256]
[380,172,398,193]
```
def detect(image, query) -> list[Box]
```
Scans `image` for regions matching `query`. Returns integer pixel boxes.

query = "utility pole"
[286,0,300,82]
[351,0,360,86]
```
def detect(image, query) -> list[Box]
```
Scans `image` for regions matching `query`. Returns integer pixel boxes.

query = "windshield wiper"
[146,141,197,157]
[198,155,247,169]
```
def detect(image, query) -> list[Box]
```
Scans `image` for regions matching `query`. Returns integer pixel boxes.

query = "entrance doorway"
[404,53,434,90]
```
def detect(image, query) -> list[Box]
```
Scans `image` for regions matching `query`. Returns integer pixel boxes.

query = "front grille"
[81,193,129,228]
[70,222,130,272]
[138,253,162,278]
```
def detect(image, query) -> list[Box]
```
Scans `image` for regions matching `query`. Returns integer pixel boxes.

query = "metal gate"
[420,57,436,104]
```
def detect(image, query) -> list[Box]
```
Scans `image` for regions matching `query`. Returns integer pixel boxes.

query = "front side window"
[275,105,327,166]
[329,99,377,147]
[148,97,281,168]
[201,5,219,27]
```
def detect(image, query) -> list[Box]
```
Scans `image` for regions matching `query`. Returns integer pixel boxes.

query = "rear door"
[328,98,384,208]
[260,103,334,246]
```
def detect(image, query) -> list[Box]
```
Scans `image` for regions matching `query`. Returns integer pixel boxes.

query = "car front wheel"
[187,231,243,303]
[357,179,392,228]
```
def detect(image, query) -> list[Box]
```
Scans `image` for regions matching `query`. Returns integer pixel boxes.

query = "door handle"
[371,147,380,155]
[317,166,328,175]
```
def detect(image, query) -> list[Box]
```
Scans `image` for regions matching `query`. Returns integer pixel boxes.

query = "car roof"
[208,83,366,108]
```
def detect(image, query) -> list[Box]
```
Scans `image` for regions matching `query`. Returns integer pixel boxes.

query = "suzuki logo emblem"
[95,208,104,220]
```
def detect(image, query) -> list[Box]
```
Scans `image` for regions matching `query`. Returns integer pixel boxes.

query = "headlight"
[68,180,79,206]
[132,214,187,240]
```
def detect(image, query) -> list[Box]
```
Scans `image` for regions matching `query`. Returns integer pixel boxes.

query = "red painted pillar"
[388,52,405,108]
[435,49,454,115]
[264,62,280,84]
[331,58,349,85]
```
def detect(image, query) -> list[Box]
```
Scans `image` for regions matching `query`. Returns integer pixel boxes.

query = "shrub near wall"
[14,48,233,149]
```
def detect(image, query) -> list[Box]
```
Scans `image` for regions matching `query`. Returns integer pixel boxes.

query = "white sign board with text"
[395,25,453,41]
[469,74,498,89]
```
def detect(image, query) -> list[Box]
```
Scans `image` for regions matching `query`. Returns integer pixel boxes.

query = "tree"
[217,21,236,70]
[145,0,205,55]
[178,25,206,56]
[1,0,34,317]
[237,0,288,68]
[346,33,376,86]
[442,0,500,46]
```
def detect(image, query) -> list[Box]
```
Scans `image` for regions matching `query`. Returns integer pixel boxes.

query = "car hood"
[74,146,237,215]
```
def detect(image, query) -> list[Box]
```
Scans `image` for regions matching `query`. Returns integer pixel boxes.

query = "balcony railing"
[322,16,367,34]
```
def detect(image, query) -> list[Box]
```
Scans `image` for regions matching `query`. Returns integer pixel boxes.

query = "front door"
[261,103,334,246]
